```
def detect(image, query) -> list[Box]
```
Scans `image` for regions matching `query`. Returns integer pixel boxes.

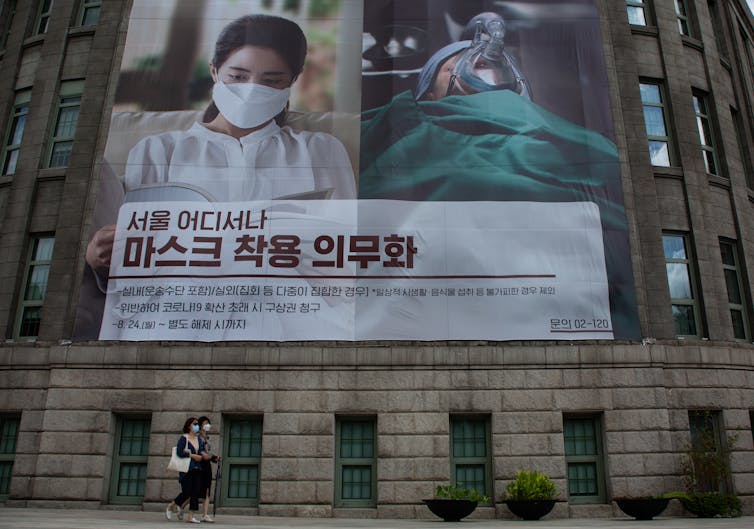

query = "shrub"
[434,484,489,503]
[663,491,742,518]
[504,470,557,501]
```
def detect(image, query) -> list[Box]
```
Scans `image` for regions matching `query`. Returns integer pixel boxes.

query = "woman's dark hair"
[198,416,211,426]
[182,417,198,434]
[204,14,307,124]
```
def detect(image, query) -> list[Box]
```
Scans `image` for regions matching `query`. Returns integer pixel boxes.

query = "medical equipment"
[447,17,531,99]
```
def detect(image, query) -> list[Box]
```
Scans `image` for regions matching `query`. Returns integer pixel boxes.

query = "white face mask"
[212,81,290,129]
[203,423,211,432]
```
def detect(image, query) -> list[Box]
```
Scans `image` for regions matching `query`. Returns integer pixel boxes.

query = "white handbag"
[167,439,191,473]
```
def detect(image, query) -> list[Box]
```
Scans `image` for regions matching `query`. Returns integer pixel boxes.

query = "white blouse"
[124,120,356,201]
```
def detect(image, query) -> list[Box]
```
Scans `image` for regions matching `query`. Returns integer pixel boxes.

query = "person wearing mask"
[166,417,207,524]
[358,14,639,339]
[181,416,219,523]
[85,13,356,278]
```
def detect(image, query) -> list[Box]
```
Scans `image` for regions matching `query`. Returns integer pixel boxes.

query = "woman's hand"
[191,454,202,461]
[86,224,116,272]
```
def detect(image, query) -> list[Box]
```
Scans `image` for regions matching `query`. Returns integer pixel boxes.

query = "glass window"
[563,415,605,503]
[109,416,150,504]
[707,1,728,58]
[693,93,719,175]
[335,417,376,507]
[688,410,727,492]
[719,239,750,341]
[2,91,30,176]
[674,0,691,36]
[640,82,672,166]
[0,415,20,499]
[730,107,754,189]
[626,0,648,26]
[450,417,491,498]
[35,0,53,35]
[221,417,262,507]
[663,233,702,338]
[48,81,83,168]
[15,235,55,339]
[0,0,17,49]
[78,0,100,26]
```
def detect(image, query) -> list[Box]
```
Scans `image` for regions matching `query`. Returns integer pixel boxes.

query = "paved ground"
[1,508,753,529]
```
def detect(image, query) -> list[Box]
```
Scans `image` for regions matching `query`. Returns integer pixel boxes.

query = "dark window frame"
[563,414,607,504]
[221,415,263,507]
[109,414,151,504]
[662,232,703,338]
[334,416,377,508]
[0,414,21,499]
[449,415,492,501]
[14,234,55,340]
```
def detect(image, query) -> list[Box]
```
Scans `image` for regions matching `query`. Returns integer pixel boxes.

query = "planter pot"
[615,498,670,520]
[504,500,556,520]
[423,499,478,521]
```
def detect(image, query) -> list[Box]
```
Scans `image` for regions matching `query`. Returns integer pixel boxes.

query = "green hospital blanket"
[359,90,639,339]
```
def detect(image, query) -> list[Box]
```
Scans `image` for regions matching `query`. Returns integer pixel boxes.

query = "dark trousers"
[174,468,202,511]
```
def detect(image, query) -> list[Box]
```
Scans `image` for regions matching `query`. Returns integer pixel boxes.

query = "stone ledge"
[3,341,752,370]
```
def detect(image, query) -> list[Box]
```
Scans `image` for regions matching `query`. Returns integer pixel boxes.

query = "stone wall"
[2,341,752,517]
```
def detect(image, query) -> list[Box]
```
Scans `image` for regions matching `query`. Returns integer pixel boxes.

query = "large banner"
[74,0,640,341]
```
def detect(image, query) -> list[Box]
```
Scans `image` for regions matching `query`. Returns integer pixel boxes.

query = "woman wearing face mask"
[166,417,206,524]
[181,416,219,523]
[124,13,355,201]
[85,14,355,277]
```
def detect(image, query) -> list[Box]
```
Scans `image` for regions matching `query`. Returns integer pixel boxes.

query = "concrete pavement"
[2,508,754,529]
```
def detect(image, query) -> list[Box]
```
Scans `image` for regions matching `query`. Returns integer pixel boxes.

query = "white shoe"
[165,505,173,521]
[201,515,214,523]
[176,506,184,521]
[187,517,201,524]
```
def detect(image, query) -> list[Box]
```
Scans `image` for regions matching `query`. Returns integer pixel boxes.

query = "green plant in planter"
[669,411,742,518]
[434,484,489,503]
[504,470,557,500]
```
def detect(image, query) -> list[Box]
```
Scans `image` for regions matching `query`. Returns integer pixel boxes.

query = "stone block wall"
[2,342,754,517]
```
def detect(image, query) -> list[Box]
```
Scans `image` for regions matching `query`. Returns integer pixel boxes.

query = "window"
[731,107,754,189]
[48,81,83,168]
[626,0,648,26]
[692,93,719,175]
[78,0,100,26]
[0,415,20,499]
[688,410,727,492]
[663,233,702,338]
[450,416,491,498]
[674,0,691,36]
[719,239,750,341]
[221,417,262,507]
[640,82,672,166]
[335,417,376,507]
[563,415,606,503]
[35,0,53,35]
[2,90,30,176]
[15,235,55,339]
[109,416,150,504]
[707,1,728,58]
[0,0,17,49]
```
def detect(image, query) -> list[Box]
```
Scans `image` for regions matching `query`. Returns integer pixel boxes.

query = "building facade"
[0,0,753,519]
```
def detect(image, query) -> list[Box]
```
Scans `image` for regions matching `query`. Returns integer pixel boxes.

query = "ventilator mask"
[212,81,290,129]
[447,19,530,99]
